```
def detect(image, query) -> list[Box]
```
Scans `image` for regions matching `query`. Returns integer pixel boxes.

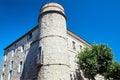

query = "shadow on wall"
[76,70,84,80]
[19,41,84,80]
[20,41,41,80]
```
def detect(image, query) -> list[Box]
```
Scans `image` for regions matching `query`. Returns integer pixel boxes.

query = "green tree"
[77,44,113,80]
[77,47,97,80]
[104,62,120,79]
[93,44,113,74]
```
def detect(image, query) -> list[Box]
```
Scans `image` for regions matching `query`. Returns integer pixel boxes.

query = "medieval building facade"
[1,2,92,80]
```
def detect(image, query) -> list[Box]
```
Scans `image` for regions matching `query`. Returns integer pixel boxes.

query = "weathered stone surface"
[0,2,98,80]
[38,2,70,80]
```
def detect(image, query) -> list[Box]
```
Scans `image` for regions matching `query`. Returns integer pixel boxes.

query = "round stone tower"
[38,2,70,80]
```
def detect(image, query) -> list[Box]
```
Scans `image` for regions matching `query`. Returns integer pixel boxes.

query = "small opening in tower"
[29,33,32,39]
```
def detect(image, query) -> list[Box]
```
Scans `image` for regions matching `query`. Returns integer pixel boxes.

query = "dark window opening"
[8,70,12,80]
[18,61,23,72]
[79,45,82,50]
[11,61,13,68]
[37,47,43,66]
[29,33,32,39]
[72,41,76,50]
[22,45,24,51]
[70,74,73,80]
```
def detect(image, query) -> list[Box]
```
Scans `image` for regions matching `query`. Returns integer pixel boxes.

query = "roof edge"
[4,25,91,50]
[67,29,91,47]
[4,25,39,50]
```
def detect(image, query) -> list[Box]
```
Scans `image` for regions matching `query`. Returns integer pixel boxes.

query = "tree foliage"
[77,47,97,79]
[104,62,120,79]
[93,44,113,74]
[77,44,113,79]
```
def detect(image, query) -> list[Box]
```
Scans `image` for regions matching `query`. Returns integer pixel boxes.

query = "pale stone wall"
[1,27,39,80]
[0,2,103,80]
[67,33,88,80]
[38,2,70,80]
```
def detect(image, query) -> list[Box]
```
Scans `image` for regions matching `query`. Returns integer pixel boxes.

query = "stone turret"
[38,2,70,80]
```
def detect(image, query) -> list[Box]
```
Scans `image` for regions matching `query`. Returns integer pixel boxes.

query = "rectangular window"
[7,49,9,52]
[12,49,15,57]
[10,61,13,69]
[3,64,6,72]
[14,49,16,54]
[8,70,12,80]
[11,61,13,69]
[74,74,76,80]
[4,55,7,61]
[72,41,76,50]
[79,45,82,50]
[70,74,73,80]
[37,47,43,65]
[21,45,24,52]
[29,33,32,39]
[1,73,4,80]
[18,61,23,72]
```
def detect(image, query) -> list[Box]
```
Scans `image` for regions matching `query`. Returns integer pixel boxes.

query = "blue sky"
[0,0,120,66]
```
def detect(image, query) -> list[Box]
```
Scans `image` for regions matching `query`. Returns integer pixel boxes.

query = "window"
[79,45,82,50]
[37,47,41,60]
[4,55,7,61]
[10,61,13,69]
[28,33,32,39]
[12,50,14,57]
[8,70,12,80]
[21,45,24,52]
[7,49,9,52]
[72,41,76,50]
[18,61,23,72]
[11,61,13,69]
[1,73,4,80]
[37,47,43,65]
[14,49,16,53]
[70,74,73,80]
[74,74,76,80]
[12,49,15,57]
[3,64,6,72]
